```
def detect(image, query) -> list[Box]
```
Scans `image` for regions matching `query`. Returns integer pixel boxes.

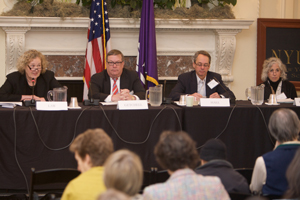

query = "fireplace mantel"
[0,16,253,84]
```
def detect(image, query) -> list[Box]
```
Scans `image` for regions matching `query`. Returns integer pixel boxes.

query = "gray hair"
[193,50,211,64]
[261,57,287,82]
[268,108,300,143]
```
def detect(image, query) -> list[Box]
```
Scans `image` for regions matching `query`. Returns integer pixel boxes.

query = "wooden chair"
[29,168,80,200]
[235,168,253,185]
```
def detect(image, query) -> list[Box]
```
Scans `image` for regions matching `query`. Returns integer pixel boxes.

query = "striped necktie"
[112,78,119,95]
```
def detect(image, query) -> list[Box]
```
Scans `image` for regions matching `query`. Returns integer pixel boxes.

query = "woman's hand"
[21,95,45,101]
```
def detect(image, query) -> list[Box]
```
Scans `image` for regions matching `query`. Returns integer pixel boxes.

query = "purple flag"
[136,0,158,89]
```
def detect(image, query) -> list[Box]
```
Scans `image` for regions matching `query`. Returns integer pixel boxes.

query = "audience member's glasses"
[28,65,42,71]
[195,63,209,68]
[107,61,123,66]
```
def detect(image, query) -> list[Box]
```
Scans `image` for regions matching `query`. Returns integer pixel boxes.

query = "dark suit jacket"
[169,70,235,101]
[0,70,61,101]
[195,160,250,194]
[89,68,145,102]
[263,80,297,100]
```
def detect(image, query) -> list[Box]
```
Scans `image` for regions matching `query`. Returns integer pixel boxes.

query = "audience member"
[97,189,130,200]
[284,148,300,199]
[103,149,143,200]
[143,130,229,200]
[0,49,61,101]
[61,128,114,200]
[250,108,300,197]
[261,57,297,100]
[169,50,235,101]
[195,138,250,194]
[89,49,145,102]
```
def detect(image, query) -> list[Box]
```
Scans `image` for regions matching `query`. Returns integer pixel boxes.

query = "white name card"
[117,100,148,110]
[294,98,300,106]
[36,101,68,111]
[200,98,230,107]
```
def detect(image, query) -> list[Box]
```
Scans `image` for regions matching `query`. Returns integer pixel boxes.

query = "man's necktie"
[112,78,119,95]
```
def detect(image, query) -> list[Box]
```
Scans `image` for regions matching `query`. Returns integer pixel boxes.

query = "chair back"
[29,168,80,200]
[0,194,27,200]
[141,167,170,191]
[229,192,251,200]
[235,168,253,185]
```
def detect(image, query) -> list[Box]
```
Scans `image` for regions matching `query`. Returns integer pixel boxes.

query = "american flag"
[83,0,111,100]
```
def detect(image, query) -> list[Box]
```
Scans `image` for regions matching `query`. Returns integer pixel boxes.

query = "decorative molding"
[3,0,17,12]
[2,27,31,74]
[0,17,253,85]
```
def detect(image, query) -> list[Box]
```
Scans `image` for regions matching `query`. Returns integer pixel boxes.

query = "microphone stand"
[23,78,37,107]
[83,81,99,106]
[213,77,236,105]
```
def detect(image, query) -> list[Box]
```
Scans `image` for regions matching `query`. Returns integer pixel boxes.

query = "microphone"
[23,78,37,107]
[83,81,99,106]
[31,78,36,104]
[213,77,236,105]
[162,79,172,104]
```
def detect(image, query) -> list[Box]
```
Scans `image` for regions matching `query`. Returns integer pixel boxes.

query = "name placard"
[36,102,68,111]
[200,98,230,107]
[117,100,148,110]
[294,98,300,106]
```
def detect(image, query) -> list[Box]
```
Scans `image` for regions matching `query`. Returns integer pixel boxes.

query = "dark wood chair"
[235,168,253,185]
[0,194,27,200]
[29,168,80,200]
[229,192,252,200]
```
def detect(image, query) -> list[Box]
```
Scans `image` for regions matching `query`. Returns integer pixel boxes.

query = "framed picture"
[257,18,300,89]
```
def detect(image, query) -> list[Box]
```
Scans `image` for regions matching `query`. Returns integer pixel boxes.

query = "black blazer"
[89,68,146,102]
[169,70,235,101]
[263,80,297,100]
[0,70,61,101]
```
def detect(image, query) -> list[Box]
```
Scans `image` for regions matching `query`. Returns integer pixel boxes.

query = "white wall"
[0,0,299,99]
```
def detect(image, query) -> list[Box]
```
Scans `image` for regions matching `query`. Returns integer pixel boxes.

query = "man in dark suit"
[89,49,145,102]
[169,50,235,101]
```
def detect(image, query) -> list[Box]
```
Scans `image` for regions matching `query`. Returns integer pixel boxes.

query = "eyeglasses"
[107,61,123,66]
[195,63,209,68]
[28,65,42,71]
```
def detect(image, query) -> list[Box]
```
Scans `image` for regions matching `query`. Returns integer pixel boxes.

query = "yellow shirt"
[61,166,106,200]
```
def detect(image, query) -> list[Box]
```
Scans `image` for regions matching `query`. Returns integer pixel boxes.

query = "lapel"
[190,71,198,93]
[120,69,129,89]
[205,71,213,95]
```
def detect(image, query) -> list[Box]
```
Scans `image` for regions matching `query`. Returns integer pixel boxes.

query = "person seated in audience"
[88,49,145,102]
[103,149,143,200]
[0,49,61,102]
[260,57,297,100]
[98,189,130,200]
[169,50,235,101]
[250,108,300,197]
[195,138,250,194]
[143,130,229,200]
[61,128,114,200]
[284,148,300,199]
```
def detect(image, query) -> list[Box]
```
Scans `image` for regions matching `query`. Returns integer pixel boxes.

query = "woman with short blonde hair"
[104,149,143,199]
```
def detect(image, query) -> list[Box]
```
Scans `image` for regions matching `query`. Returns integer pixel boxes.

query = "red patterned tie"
[112,78,119,95]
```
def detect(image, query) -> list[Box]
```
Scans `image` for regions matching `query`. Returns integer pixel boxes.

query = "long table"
[0,101,299,190]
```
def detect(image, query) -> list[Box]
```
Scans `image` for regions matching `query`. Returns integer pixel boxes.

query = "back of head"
[97,189,130,200]
[285,148,300,199]
[103,149,143,197]
[154,131,199,171]
[200,139,227,161]
[268,108,300,143]
[70,128,114,167]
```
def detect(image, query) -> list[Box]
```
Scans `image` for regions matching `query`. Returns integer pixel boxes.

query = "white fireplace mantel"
[0,16,253,84]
